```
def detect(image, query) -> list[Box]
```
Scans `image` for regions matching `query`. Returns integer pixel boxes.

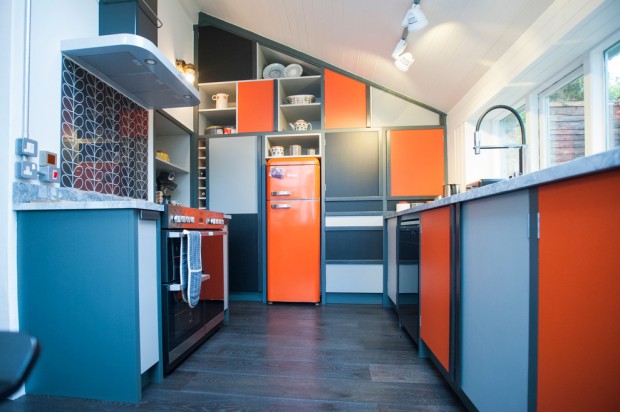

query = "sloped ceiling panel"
[194,0,555,113]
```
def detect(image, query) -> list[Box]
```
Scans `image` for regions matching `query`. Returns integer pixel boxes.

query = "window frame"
[538,67,585,169]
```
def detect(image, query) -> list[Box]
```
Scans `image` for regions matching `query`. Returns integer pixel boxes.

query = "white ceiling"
[193,0,555,114]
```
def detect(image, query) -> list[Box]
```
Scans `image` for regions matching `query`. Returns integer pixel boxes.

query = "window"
[539,69,585,167]
[605,41,620,149]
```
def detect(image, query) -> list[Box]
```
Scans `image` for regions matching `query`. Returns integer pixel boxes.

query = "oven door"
[161,230,227,373]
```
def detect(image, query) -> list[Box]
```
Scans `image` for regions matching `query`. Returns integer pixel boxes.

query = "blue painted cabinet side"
[17,209,143,402]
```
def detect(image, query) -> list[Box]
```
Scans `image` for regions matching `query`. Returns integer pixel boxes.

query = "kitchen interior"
[1,0,620,410]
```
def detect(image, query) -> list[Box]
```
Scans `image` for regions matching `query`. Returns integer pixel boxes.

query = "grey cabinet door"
[208,136,258,214]
[460,190,530,412]
[324,130,381,198]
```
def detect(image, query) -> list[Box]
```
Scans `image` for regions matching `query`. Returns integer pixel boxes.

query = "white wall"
[159,0,200,130]
[1,0,201,332]
[0,0,17,331]
[1,0,98,332]
[446,0,620,188]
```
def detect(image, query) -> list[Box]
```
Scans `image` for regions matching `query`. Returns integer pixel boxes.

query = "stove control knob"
[189,217,195,223]
[172,215,180,223]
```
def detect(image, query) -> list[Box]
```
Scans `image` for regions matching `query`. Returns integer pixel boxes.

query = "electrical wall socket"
[15,161,38,179]
[38,165,61,183]
[16,137,38,157]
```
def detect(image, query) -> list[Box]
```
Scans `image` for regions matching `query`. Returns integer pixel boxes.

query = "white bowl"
[287,94,315,104]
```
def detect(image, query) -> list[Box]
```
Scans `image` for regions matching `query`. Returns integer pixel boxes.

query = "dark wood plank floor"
[1,302,464,411]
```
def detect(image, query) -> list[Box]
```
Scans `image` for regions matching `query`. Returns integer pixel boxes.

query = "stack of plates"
[263,63,303,79]
[263,63,285,79]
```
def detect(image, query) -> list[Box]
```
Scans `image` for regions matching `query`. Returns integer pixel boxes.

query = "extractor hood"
[61,33,200,109]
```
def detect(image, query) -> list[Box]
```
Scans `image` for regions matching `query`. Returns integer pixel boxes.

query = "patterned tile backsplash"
[60,58,149,200]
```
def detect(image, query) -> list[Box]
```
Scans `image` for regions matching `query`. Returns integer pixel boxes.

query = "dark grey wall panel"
[198,25,254,82]
[325,228,383,261]
[228,213,261,293]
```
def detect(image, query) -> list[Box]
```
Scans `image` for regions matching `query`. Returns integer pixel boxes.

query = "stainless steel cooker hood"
[61,33,200,109]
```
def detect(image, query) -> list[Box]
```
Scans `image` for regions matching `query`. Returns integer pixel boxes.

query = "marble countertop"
[12,182,164,212]
[387,147,620,219]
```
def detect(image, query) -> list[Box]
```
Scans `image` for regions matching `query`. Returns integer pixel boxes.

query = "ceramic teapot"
[289,119,312,131]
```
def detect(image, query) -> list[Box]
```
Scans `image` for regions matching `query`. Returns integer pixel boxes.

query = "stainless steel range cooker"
[160,204,228,374]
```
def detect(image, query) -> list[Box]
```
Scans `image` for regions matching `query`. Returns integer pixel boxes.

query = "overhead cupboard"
[196,15,446,302]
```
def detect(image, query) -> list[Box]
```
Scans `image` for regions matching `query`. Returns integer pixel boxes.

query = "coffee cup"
[212,93,229,109]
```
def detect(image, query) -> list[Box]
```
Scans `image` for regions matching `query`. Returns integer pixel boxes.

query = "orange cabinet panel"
[324,69,367,129]
[390,129,444,196]
[420,206,451,372]
[237,80,274,133]
[537,169,620,411]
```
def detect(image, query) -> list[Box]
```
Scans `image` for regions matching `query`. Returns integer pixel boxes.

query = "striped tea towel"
[180,230,203,308]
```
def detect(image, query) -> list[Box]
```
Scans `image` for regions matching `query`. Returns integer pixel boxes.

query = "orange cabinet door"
[324,69,367,129]
[390,129,444,197]
[237,80,274,133]
[420,206,451,372]
[537,169,620,411]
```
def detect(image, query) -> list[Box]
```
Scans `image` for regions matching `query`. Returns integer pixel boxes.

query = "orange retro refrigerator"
[266,157,320,303]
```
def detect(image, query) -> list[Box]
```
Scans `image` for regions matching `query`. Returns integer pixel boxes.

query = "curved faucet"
[473,105,526,176]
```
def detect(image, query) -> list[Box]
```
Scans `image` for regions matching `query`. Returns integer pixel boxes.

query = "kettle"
[289,119,312,131]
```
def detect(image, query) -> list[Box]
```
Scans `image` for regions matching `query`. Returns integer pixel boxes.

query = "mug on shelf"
[289,145,302,156]
[270,146,284,157]
[212,93,229,109]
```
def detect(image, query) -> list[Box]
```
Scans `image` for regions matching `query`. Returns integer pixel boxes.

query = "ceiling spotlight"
[392,38,407,60]
[394,52,414,72]
[391,29,413,71]
[401,2,428,33]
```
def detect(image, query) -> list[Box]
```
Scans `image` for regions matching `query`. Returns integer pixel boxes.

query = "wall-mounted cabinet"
[154,111,191,207]
[324,69,367,129]
[277,76,322,132]
[388,128,445,198]
[198,81,237,135]
[238,80,275,133]
[198,25,255,82]
[324,130,382,199]
[265,133,321,159]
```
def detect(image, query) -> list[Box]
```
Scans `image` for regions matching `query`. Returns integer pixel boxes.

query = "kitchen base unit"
[266,157,320,303]
[15,205,163,403]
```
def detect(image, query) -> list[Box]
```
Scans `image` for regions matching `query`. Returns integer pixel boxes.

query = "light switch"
[16,137,38,157]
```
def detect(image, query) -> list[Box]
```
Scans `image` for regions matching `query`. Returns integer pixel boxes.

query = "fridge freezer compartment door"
[266,160,320,200]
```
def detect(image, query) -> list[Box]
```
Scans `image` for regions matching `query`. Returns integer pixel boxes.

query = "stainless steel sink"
[466,178,504,190]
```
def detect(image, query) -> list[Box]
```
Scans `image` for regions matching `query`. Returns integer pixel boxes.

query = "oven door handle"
[166,231,228,238]
[166,274,210,292]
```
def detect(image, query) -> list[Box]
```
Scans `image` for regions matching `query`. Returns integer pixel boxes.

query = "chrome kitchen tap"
[473,105,526,176]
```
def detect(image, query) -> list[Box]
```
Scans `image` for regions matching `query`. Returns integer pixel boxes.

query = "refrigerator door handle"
[271,204,292,209]
[271,191,292,196]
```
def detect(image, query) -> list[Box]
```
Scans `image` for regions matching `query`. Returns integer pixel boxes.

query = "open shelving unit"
[265,133,322,159]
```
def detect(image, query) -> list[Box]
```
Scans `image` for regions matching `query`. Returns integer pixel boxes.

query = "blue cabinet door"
[460,190,531,412]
